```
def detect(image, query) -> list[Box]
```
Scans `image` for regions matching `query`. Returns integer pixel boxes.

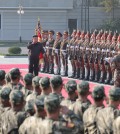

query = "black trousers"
[29,56,39,76]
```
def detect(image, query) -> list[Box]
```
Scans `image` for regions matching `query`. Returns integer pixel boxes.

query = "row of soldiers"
[0,68,120,133]
[39,29,120,85]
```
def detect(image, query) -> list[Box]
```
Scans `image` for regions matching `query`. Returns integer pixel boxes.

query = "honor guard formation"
[39,29,120,85]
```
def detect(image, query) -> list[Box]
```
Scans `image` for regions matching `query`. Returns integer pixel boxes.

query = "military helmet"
[65,80,77,94]
[0,86,11,100]
[109,87,120,101]
[24,73,33,85]
[39,77,50,89]
[9,68,21,79]
[32,76,41,87]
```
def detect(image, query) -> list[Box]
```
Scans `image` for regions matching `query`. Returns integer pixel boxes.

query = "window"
[68,19,77,35]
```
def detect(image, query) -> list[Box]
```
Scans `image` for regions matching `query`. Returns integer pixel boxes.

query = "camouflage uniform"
[41,93,83,134]
[96,87,120,134]
[61,80,77,108]
[19,97,45,134]
[71,81,91,121]
[0,70,6,89]
[113,116,120,134]
[22,73,33,99]
[111,54,120,87]
[7,68,23,90]
[83,85,105,134]
[26,76,41,102]
[1,90,27,134]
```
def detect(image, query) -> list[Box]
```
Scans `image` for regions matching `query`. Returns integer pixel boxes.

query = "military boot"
[79,67,84,80]
[99,71,105,83]
[104,71,111,84]
[49,63,54,74]
[89,68,94,81]
[68,68,76,78]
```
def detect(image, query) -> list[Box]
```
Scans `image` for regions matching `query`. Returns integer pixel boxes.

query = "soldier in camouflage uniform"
[38,76,51,97]
[50,75,64,101]
[71,81,91,121]
[22,73,33,99]
[83,85,105,134]
[61,80,78,109]
[113,115,120,134]
[46,30,55,74]
[60,31,69,76]
[26,76,41,102]
[7,68,23,90]
[0,70,6,89]
[53,32,62,75]
[41,93,83,134]
[96,87,120,134]
[1,89,27,134]
[19,96,45,134]
[0,86,11,133]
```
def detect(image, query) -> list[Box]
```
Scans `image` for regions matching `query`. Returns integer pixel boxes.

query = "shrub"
[8,46,22,54]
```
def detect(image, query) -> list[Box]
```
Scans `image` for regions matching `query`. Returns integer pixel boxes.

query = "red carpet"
[1,64,113,107]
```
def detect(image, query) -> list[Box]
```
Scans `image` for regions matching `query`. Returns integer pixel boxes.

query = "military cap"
[5,73,11,83]
[32,76,41,86]
[65,80,77,93]
[109,87,120,101]
[33,35,38,38]
[24,73,33,85]
[49,30,54,35]
[9,68,21,78]
[77,81,90,94]
[0,86,11,100]
[10,89,24,104]
[44,93,60,112]
[50,75,63,88]
[63,31,68,35]
[92,85,105,98]
[39,77,50,89]
[25,99,35,112]
[35,95,45,110]
[56,32,62,37]
[0,70,6,81]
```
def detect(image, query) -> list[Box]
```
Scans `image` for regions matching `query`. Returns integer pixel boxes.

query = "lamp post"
[17,5,24,43]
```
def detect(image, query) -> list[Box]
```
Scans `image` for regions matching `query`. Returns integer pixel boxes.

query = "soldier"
[41,93,82,134]
[40,30,48,72]
[69,30,77,78]
[71,81,91,121]
[84,54,90,80]
[53,32,62,75]
[0,86,11,133]
[8,68,23,90]
[96,87,120,133]
[1,89,27,133]
[27,35,45,76]
[38,77,51,97]
[25,99,35,116]
[50,75,64,101]
[111,49,120,87]
[26,76,41,102]
[61,80,77,108]
[83,85,105,134]
[60,31,69,76]
[113,116,120,134]
[19,96,45,134]
[22,73,33,99]
[74,30,81,79]
[0,70,6,89]
[46,30,55,74]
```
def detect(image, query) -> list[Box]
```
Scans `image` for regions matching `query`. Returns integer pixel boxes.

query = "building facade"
[0,0,119,41]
